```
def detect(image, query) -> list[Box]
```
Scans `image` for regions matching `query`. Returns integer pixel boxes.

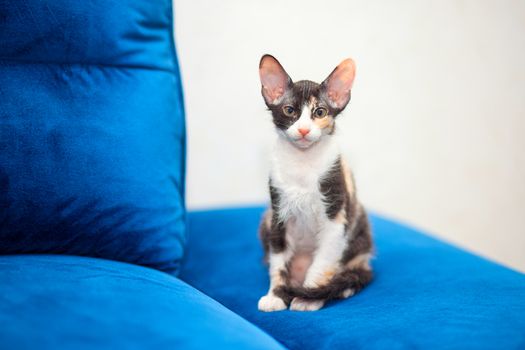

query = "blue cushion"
[0,0,186,273]
[181,207,525,350]
[0,255,285,350]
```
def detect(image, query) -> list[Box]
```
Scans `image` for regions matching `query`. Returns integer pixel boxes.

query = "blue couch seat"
[0,255,284,350]
[180,207,525,350]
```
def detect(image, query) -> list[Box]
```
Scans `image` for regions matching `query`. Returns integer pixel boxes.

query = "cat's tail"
[277,268,373,302]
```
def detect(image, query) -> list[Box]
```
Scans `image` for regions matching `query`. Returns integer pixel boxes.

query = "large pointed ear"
[259,54,292,105]
[321,58,356,109]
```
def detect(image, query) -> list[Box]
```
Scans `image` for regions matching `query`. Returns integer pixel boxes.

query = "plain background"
[175,0,525,272]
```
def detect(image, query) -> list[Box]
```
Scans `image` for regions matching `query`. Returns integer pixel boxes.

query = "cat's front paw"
[258,294,287,312]
[289,297,325,312]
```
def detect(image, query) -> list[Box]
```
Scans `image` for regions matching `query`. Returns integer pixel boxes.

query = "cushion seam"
[0,58,175,74]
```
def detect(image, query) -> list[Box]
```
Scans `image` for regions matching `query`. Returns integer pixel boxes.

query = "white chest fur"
[270,135,341,252]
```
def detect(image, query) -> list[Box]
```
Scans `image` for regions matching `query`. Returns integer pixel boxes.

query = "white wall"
[175,0,525,272]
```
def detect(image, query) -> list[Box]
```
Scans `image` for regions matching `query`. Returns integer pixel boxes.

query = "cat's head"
[259,55,356,149]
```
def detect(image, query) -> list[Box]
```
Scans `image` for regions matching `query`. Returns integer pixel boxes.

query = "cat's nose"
[298,128,310,137]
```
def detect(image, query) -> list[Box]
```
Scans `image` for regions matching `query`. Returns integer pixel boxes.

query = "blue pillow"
[0,0,186,274]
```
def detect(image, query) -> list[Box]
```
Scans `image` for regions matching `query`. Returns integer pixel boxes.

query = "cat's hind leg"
[289,297,325,311]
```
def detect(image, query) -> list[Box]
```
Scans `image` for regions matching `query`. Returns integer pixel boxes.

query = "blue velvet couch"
[1,1,524,349]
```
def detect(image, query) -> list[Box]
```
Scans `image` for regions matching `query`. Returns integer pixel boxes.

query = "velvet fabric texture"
[181,207,525,350]
[0,255,285,350]
[0,0,186,273]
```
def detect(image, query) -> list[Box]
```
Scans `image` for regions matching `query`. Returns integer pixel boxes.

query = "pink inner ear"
[324,58,356,108]
[261,73,285,102]
[259,56,290,104]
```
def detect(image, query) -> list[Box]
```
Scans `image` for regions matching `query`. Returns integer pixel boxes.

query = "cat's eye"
[282,105,296,117]
[314,107,328,118]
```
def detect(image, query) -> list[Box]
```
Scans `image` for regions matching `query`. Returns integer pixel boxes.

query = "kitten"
[257,55,374,312]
